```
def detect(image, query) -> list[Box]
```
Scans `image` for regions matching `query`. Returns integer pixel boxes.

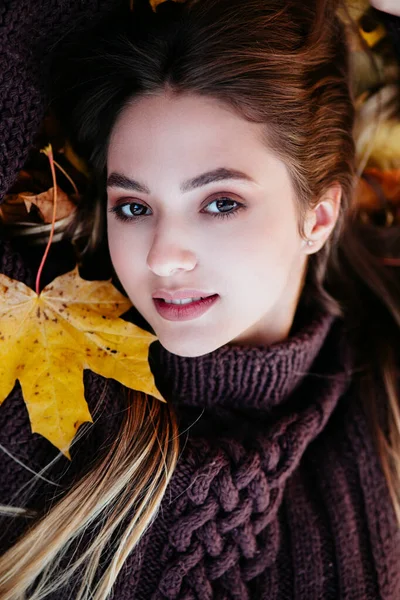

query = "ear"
[303,183,342,253]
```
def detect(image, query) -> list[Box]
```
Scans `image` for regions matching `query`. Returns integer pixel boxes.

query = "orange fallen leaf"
[354,168,400,211]
[0,267,165,459]
[0,194,31,224]
[21,186,76,224]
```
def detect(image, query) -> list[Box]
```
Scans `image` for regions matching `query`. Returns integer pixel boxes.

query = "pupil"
[217,198,234,212]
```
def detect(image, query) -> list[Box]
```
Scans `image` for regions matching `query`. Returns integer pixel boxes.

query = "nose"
[146,228,197,277]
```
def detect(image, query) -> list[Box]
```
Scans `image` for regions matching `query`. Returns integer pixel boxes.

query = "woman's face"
[106,91,325,357]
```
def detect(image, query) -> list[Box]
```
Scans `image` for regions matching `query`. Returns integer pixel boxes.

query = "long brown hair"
[0,0,399,598]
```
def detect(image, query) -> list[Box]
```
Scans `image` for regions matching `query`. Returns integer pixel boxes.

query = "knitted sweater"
[1,1,400,598]
[0,238,400,599]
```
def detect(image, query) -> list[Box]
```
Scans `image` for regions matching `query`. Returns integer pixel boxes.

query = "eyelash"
[108,196,245,223]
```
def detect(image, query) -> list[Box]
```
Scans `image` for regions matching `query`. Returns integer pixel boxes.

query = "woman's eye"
[121,203,150,219]
[205,197,241,218]
[108,196,244,222]
[108,202,150,222]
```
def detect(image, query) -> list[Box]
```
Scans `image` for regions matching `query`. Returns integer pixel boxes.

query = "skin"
[106,91,341,358]
[369,0,400,16]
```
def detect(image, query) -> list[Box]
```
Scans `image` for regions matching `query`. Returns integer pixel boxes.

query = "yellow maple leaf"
[0,267,165,459]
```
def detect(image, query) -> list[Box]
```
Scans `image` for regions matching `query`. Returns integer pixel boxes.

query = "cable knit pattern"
[141,310,354,599]
[119,306,400,599]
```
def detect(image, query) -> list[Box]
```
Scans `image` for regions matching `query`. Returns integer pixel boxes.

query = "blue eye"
[110,202,150,221]
[108,196,245,223]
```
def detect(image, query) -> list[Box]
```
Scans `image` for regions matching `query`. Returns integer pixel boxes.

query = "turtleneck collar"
[148,298,353,414]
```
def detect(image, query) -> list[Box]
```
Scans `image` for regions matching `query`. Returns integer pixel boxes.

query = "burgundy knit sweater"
[1,1,400,599]
[0,237,399,599]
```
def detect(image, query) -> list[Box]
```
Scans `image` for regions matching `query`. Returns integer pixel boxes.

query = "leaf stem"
[53,159,79,196]
[36,144,58,295]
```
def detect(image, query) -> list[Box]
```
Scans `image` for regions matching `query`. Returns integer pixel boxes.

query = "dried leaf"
[354,168,400,212]
[0,194,30,224]
[0,267,164,459]
[354,85,400,171]
[21,186,76,223]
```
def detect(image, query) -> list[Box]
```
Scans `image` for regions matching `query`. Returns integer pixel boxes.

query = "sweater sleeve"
[0,0,124,203]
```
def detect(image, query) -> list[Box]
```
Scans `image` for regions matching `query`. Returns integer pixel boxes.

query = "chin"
[158,336,222,358]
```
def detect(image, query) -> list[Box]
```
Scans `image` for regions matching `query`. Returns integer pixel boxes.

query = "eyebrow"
[106,167,257,194]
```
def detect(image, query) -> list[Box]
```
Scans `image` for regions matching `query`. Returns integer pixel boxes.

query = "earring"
[306,239,314,246]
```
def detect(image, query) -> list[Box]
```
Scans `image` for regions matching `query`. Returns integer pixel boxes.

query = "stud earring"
[307,240,314,246]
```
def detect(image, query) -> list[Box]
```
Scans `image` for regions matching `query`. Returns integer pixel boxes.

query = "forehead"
[107,92,268,167]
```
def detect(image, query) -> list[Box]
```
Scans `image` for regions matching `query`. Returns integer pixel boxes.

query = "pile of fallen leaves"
[342,0,400,227]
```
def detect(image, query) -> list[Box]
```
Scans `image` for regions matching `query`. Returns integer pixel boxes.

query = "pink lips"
[153,294,219,321]
[152,289,215,301]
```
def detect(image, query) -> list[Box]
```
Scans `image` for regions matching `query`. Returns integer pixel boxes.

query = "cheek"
[107,221,123,268]
[107,222,141,284]
[226,213,299,291]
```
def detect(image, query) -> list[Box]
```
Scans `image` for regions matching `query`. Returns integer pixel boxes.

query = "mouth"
[153,294,219,322]
[156,294,214,303]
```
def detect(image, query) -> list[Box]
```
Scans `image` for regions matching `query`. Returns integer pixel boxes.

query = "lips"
[153,294,219,321]
[159,296,208,303]
[152,289,216,301]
